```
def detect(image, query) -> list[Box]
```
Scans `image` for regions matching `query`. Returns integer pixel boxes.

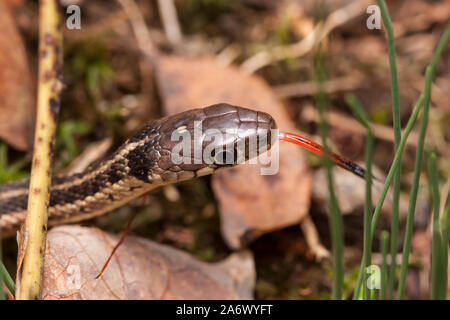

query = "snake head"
[131,103,276,183]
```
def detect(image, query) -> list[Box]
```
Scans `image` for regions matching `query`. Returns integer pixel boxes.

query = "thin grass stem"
[375,0,402,299]
[380,231,389,300]
[314,44,343,300]
[0,252,4,300]
[0,260,14,297]
[397,23,450,299]
[428,152,441,300]
[439,198,449,299]
[353,94,424,298]
[345,94,373,300]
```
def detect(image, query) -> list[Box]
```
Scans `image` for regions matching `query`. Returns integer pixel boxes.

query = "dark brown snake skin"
[0,104,276,237]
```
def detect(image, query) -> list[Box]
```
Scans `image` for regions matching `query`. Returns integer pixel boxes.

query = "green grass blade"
[369,95,424,237]
[396,68,431,299]
[345,94,373,300]
[428,152,441,299]
[1,154,16,298]
[376,0,402,299]
[0,260,14,298]
[0,180,4,299]
[353,265,364,300]
[353,94,424,298]
[314,44,343,299]
[397,23,450,299]
[380,231,389,300]
[440,198,449,299]
[0,251,4,300]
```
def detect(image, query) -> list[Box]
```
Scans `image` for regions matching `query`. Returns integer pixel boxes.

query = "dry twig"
[117,0,158,62]
[17,0,62,300]
[62,138,112,175]
[240,0,371,74]
[274,75,362,98]
[156,0,183,46]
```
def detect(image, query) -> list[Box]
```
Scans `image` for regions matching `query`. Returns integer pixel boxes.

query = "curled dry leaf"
[0,3,34,150]
[41,225,255,300]
[155,55,311,249]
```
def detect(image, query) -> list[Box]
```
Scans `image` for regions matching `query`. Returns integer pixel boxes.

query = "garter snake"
[0,103,276,237]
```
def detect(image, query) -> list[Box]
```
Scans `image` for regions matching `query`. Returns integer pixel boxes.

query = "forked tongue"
[278,132,369,180]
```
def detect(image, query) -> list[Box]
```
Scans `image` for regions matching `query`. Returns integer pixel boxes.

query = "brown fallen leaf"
[41,225,255,300]
[0,3,34,150]
[155,55,311,249]
[389,0,450,36]
[0,0,23,11]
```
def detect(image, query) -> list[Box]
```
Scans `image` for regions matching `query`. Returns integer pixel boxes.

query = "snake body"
[0,104,276,237]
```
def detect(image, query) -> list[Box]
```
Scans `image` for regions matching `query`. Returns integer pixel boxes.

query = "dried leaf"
[14,222,27,299]
[390,0,450,27]
[0,0,24,11]
[0,3,34,150]
[155,55,311,249]
[41,225,255,300]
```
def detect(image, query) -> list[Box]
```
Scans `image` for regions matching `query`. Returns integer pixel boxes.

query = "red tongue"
[278,132,366,180]
[278,132,325,158]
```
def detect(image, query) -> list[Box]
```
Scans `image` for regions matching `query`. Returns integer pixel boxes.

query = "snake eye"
[213,149,235,165]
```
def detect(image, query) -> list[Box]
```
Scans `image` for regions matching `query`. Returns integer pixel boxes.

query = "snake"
[0,104,276,237]
[0,102,371,238]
